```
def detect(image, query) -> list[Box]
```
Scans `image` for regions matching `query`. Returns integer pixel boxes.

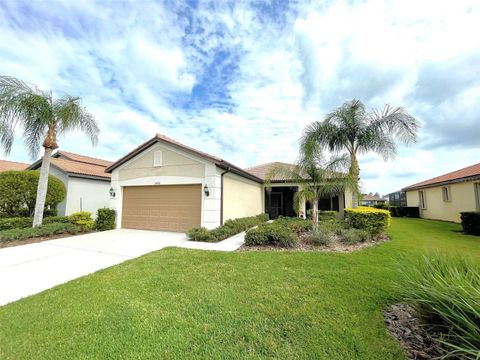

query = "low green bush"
[460,211,480,236]
[0,222,80,243]
[0,215,70,230]
[186,227,216,242]
[345,206,390,235]
[68,212,95,231]
[337,228,370,244]
[187,213,269,242]
[95,208,116,231]
[276,217,313,233]
[245,222,298,248]
[398,255,480,359]
[304,228,334,246]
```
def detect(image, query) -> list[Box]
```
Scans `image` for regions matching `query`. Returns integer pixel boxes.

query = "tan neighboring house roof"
[28,151,113,181]
[105,133,263,183]
[403,162,480,191]
[361,194,386,202]
[245,162,299,182]
[0,159,29,172]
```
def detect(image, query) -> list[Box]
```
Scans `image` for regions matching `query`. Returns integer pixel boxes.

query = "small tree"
[0,170,66,217]
[0,76,99,226]
[265,150,353,228]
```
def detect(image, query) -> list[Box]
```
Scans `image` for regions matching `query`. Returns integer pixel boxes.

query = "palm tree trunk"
[32,147,53,227]
[312,199,319,229]
[350,153,360,208]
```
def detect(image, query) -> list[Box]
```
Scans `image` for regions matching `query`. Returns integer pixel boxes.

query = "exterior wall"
[110,142,222,230]
[49,166,69,216]
[406,181,477,222]
[64,177,111,218]
[222,172,264,221]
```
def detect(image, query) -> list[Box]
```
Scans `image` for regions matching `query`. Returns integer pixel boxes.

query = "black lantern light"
[109,187,116,198]
[203,184,210,197]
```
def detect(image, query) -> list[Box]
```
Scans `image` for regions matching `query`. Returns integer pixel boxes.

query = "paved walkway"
[0,229,245,306]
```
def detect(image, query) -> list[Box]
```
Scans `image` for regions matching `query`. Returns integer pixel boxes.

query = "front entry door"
[270,192,283,219]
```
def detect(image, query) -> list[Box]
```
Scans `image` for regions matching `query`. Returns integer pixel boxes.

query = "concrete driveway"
[0,228,246,306]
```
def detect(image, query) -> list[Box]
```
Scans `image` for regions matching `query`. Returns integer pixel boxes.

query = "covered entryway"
[122,184,201,232]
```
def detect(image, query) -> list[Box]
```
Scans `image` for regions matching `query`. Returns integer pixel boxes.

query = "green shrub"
[460,211,480,236]
[68,211,94,231]
[245,222,298,248]
[95,208,116,231]
[187,213,269,242]
[337,228,370,244]
[276,217,313,233]
[186,227,216,242]
[0,215,70,231]
[0,222,80,242]
[344,206,390,235]
[305,228,334,246]
[398,255,480,359]
[0,170,66,217]
[389,206,420,218]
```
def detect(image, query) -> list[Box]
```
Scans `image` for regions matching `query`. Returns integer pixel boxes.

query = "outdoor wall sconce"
[203,184,210,197]
[109,187,116,198]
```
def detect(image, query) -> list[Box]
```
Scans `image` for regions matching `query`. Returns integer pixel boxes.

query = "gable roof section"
[105,133,263,183]
[403,162,480,191]
[0,159,29,172]
[245,162,299,182]
[28,151,112,180]
[361,194,386,201]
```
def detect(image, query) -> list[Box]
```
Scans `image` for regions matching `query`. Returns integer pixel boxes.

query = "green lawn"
[0,218,478,359]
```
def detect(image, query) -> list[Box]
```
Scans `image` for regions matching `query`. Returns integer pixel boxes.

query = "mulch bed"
[239,233,389,252]
[384,303,444,359]
[0,231,93,249]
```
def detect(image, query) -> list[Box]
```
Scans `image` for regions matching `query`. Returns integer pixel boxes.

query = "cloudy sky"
[0,0,479,195]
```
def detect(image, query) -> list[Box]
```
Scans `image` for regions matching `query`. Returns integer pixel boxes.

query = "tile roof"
[106,133,262,183]
[55,151,113,167]
[0,159,29,172]
[361,195,386,201]
[49,158,111,180]
[245,162,299,182]
[403,162,480,190]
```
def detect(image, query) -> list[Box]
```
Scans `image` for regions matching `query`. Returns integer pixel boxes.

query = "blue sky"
[0,0,479,195]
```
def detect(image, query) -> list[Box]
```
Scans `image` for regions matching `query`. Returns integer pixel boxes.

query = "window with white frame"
[419,190,427,209]
[153,150,162,167]
[475,183,480,210]
[442,186,451,202]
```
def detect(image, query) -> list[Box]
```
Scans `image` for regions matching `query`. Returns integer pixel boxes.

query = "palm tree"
[265,150,353,228]
[0,76,99,226]
[301,99,420,205]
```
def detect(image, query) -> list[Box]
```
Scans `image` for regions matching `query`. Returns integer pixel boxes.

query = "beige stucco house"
[105,134,352,232]
[29,151,112,217]
[403,162,480,223]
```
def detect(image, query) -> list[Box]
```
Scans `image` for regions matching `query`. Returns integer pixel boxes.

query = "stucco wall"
[406,181,477,222]
[222,172,264,221]
[49,165,69,216]
[118,143,205,180]
[65,177,111,218]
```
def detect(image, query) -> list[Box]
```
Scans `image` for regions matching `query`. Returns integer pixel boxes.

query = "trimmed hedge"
[187,213,269,242]
[0,222,80,243]
[389,206,420,218]
[0,216,70,231]
[245,222,298,248]
[95,208,116,231]
[345,206,391,235]
[460,211,480,236]
[68,212,95,231]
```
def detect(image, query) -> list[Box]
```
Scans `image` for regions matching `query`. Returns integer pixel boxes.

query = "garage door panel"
[122,185,201,232]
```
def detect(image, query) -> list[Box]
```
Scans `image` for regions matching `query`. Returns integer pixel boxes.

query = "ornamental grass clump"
[398,255,480,359]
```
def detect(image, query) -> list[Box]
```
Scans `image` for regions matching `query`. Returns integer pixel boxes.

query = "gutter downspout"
[220,167,231,225]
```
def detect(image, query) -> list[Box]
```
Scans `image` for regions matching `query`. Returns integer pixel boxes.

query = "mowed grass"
[0,218,478,359]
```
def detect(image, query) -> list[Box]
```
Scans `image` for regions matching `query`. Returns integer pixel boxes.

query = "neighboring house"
[105,134,353,232]
[28,151,112,217]
[387,190,407,207]
[403,162,480,222]
[358,194,387,207]
[0,159,29,172]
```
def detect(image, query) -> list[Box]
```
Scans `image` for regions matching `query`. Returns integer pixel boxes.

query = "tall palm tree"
[301,99,420,205]
[265,150,353,228]
[0,76,99,226]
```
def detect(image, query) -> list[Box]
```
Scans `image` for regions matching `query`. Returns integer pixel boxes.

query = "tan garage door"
[122,184,201,232]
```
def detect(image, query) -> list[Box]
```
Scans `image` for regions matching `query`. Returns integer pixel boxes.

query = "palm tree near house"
[265,149,354,228]
[0,76,99,226]
[301,99,420,206]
